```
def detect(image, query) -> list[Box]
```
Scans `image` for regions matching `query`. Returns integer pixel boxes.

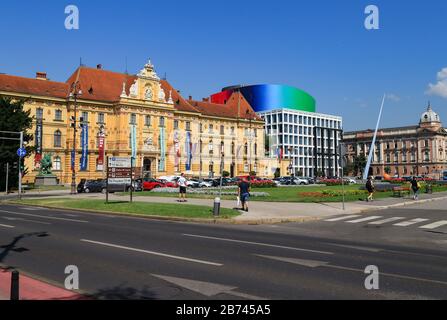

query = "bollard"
[213,197,221,217]
[10,270,19,301]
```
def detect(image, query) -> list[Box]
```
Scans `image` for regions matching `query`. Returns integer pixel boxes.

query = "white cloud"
[426,67,447,98]
[386,94,401,102]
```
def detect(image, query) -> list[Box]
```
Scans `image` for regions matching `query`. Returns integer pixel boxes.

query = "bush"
[250,181,277,188]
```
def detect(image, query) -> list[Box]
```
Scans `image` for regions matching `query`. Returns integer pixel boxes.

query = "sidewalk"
[0,268,89,300]
[7,189,447,224]
[73,191,447,223]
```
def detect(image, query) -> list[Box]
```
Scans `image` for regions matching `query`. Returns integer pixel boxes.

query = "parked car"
[293,177,309,185]
[190,179,213,188]
[78,179,107,194]
[158,179,178,188]
[143,178,166,191]
[303,177,316,184]
[343,177,357,185]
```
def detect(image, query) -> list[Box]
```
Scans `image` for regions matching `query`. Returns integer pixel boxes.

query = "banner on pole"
[34,120,43,167]
[80,124,88,171]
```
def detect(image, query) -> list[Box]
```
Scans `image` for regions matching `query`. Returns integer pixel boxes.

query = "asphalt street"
[0,200,446,300]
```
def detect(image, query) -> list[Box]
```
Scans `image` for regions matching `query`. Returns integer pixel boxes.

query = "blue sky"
[0,0,446,131]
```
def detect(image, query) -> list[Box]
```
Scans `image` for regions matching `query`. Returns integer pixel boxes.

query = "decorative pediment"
[138,59,160,81]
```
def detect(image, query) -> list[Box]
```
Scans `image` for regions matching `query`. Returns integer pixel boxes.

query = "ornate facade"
[343,105,447,178]
[0,61,281,184]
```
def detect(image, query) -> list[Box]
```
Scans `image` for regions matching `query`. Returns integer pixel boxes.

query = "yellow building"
[0,60,282,184]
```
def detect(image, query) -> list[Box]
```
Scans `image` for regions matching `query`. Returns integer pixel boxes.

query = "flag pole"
[363,94,386,180]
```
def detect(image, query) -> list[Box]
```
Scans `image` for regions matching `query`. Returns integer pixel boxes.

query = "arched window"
[244,143,248,156]
[54,130,62,147]
[231,142,235,155]
[53,156,61,171]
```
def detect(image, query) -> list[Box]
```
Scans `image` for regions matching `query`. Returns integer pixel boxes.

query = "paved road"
[0,201,446,300]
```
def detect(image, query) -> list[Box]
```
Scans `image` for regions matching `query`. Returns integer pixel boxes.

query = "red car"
[142,179,166,191]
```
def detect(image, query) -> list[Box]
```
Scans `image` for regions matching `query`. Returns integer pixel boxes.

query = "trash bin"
[213,197,221,217]
[426,183,433,194]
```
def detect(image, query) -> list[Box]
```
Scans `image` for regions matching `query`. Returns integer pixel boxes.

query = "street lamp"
[69,81,82,195]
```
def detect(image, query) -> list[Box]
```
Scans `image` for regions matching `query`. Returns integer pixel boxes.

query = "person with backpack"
[366,176,375,202]
[410,176,421,200]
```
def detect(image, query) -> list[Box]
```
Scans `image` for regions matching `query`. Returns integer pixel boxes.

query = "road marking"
[183,234,333,255]
[257,255,447,286]
[0,209,88,223]
[255,255,329,268]
[0,224,15,228]
[394,218,429,227]
[346,216,383,223]
[81,239,222,266]
[1,216,51,225]
[326,243,382,253]
[325,215,361,222]
[419,221,447,230]
[368,217,405,225]
[152,274,266,300]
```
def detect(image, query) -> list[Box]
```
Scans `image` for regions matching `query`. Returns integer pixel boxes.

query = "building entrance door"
[143,158,153,179]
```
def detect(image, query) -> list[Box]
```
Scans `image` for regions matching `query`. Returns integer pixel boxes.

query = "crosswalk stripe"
[346,216,383,223]
[368,217,405,225]
[394,218,429,227]
[325,215,361,222]
[419,221,447,230]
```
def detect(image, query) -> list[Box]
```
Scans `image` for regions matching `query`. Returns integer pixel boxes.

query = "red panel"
[210,90,234,104]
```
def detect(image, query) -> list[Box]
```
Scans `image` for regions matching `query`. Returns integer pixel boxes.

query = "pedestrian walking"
[366,176,375,202]
[410,176,421,200]
[177,173,188,202]
[238,179,251,212]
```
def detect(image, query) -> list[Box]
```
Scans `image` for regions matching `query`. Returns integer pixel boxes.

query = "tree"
[353,155,367,176]
[274,168,281,179]
[0,97,34,190]
[384,166,391,175]
[222,170,230,178]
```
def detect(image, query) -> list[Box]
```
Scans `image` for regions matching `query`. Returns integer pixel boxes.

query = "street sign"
[17,148,27,158]
[108,157,132,168]
[107,157,132,185]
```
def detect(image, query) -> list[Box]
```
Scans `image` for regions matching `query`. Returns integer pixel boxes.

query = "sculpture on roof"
[138,59,160,81]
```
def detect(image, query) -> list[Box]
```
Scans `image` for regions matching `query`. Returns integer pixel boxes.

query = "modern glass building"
[211,84,343,177]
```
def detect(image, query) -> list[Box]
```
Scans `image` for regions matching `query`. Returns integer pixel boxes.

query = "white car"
[344,178,357,185]
[293,178,309,185]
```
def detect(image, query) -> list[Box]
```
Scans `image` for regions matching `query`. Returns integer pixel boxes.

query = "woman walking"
[366,176,375,202]
[410,176,421,200]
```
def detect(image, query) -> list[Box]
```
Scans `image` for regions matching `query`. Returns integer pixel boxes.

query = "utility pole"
[5,163,9,195]
[18,131,23,200]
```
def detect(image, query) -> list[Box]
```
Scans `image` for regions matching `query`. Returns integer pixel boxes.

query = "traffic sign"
[17,148,27,158]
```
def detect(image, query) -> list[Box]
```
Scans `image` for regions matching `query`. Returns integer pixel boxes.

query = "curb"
[0,265,91,300]
[4,200,324,225]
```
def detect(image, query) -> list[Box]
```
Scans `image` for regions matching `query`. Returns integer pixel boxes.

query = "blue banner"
[80,124,88,171]
[131,124,137,167]
[71,150,75,170]
[159,127,165,172]
[185,131,192,171]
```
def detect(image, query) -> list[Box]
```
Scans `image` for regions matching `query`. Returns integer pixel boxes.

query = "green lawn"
[124,184,447,203]
[15,198,240,219]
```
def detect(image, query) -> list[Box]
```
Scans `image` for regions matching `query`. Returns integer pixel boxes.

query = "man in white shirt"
[177,173,188,202]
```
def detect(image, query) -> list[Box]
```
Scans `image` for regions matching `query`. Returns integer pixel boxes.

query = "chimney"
[189,95,193,101]
[202,98,209,102]
[36,72,47,80]
[97,64,102,70]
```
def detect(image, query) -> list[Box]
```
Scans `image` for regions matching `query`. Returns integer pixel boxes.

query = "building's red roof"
[0,66,259,120]
[190,92,261,121]
[66,67,138,103]
[0,74,69,99]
